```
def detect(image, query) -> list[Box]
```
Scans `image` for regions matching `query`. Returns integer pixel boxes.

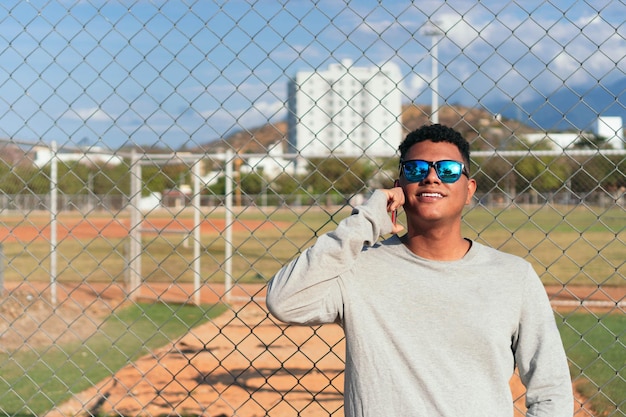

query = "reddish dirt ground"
[2,215,621,416]
[0,215,284,243]
[5,280,612,417]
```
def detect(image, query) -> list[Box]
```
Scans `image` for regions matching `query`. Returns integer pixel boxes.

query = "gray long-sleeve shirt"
[266,190,573,417]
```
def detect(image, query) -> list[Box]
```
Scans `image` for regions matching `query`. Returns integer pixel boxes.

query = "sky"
[0,0,625,150]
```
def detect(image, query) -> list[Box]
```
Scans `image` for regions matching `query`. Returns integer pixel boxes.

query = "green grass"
[1,205,624,415]
[0,302,227,416]
[558,312,626,416]
[3,204,623,286]
[462,205,625,286]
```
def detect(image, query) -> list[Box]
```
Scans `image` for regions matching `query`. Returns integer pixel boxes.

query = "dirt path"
[45,299,346,417]
[2,216,617,415]
[0,216,287,243]
[39,299,537,417]
[35,285,602,417]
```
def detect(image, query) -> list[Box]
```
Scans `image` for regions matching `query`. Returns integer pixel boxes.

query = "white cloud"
[228,100,287,130]
[64,107,113,122]
[24,1,624,148]
[404,74,429,99]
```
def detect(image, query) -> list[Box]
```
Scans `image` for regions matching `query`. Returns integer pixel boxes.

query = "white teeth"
[420,192,442,197]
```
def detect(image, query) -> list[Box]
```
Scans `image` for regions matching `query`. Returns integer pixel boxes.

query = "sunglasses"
[400,159,469,184]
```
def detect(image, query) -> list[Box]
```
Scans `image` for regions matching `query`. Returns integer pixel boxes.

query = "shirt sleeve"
[513,264,574,417]
[266,190,393,325]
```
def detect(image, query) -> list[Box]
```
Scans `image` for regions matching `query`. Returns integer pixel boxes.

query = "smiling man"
[266,124,573,417]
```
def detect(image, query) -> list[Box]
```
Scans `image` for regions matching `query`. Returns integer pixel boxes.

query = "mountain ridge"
[483,78,626,132]
[193,104,537,154]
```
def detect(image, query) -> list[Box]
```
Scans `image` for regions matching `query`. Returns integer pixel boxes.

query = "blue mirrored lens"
[403,160,430,182]
[437,161,463,182]
[402,160,464,183]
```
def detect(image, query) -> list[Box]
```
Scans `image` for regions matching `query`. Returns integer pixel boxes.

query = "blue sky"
[0,0,624,150]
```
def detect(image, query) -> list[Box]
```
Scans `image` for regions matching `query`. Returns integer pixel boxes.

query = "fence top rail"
[2,137,624,162]
[471,149,626,157]
[129,149,626,162]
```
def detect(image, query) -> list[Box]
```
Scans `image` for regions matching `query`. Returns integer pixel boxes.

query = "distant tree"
[207,176,226,196]
[573,135,613,149]
[240,171,264,195]
[94,161,131,195]
[570,154,625,193]
[303,157,377,196]
[269,172,301,195]
[142,164,188,195]
[471,136,574,195]
[0,163,50,194]
[0,160,26,194]
[471,155,515,195]
[514,155,571,193]
[57,162,90,194]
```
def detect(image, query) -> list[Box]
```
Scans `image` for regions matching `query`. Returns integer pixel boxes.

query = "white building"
[287,59,402,160]
[522,132,583,149]
[32,146,124,167]
[523,116,625,150]
[596,116,624,149]
[240,142,295,178]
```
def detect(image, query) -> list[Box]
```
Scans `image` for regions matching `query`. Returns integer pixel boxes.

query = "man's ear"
[465,178,477,205]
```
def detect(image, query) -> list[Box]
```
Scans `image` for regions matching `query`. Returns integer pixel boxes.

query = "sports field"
[0,203,624,415]
[1,203,623,287]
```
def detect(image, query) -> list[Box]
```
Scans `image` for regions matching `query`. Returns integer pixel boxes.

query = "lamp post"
[423,21,444,124]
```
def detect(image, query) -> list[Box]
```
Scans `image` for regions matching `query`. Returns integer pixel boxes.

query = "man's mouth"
[418,192,443,198]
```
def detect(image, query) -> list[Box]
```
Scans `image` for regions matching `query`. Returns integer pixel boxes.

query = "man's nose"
[422,165,440,183]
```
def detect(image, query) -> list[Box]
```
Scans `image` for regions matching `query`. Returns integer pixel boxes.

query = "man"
[266,124,573,416]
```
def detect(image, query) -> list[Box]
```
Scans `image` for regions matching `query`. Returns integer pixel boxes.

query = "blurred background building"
[287,59,403,161]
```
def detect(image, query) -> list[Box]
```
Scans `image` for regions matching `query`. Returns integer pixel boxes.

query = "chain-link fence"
[0,1,624,416]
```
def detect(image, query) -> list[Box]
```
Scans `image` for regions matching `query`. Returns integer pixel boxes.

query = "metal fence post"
[0,243,4,297]
[128,150,142,300]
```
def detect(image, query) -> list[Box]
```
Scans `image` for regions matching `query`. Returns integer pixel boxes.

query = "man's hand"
[381,186,405,234]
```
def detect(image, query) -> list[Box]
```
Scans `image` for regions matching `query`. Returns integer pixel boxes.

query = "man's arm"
[266,190,395,325]
[514,265,574,417]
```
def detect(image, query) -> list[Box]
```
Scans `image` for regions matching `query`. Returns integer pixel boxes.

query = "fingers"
[391,223,405,235]
[381,186,404,235]
[383,186,404,213]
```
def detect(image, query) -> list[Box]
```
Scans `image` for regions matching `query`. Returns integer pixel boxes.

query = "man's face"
[399,140,476,227]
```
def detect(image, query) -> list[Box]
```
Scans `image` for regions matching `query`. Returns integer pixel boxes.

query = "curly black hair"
[398,124,470,169]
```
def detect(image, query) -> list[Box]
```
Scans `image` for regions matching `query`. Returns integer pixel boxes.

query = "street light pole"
[431,35,439,124]
[423,21,443,124]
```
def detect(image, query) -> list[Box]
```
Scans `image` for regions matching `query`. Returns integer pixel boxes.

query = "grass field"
[0,302,226,416]
[1,203,624,415]
[1,203,624,287]
[558,313,626,416]
[462,204,625,287]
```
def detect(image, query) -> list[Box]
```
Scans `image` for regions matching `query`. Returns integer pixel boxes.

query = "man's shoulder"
[471,241,531,266]
[369,234,404,250]
[359,234,404,258]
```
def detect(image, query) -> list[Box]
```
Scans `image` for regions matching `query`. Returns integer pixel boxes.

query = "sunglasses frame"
[400,159,469,184]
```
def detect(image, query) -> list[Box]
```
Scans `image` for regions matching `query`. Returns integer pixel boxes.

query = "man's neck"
[401,229,471,261]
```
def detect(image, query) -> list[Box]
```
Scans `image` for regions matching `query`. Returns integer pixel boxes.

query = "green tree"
[57,162,90,194]
[570,154,626,193]
[514,155,571,193]
[142,164,188,195]
[240,171,265,195]
[95,161,131,196]
[269,172,301,195]
[303,157,377,196]
[0,160,29,194]
[472,156,516,195]
[573,135,613,149]
[207,176,226,196]
[0,163,50,194]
